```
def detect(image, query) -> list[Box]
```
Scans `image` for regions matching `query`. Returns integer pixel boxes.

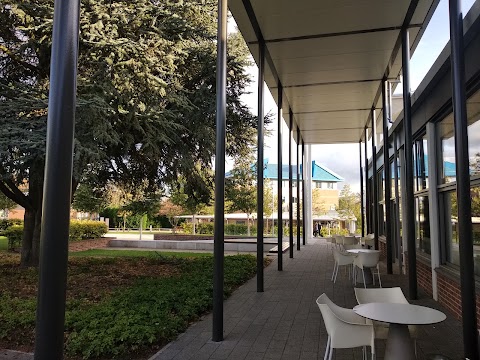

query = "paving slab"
[150,238,465,360]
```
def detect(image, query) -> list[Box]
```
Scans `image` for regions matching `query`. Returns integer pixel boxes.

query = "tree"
[72,183,108,218]
[0,1,261,265]
[225,154,257,235]
[337,184,361,228]
[158,199,184,233]
[170,173,212,235]
[0,191,16,218]
[312,188,327,215]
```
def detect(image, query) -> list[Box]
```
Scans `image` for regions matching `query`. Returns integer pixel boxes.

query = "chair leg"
[362,346,366,360]
[334,264,339,283]
[372,268,375,286]
[331,262,336,281]
[324,335,330,360]
[328,345,333,360]
[362,269,366,288]
[377,265,382,288]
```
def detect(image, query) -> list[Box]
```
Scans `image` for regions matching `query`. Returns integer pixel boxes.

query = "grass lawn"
[0,251,264,359]
[0,236,7,251]
[69,249,213,258]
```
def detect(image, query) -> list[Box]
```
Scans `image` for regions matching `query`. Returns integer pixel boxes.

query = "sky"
[231,0,476,193]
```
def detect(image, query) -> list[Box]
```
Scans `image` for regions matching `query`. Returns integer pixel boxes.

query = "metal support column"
[382,79,393,274]
[212,0,227,342]
[288,109,294,258]
[34,0,80,358]
[393,134,402,273]
[277,84,283,271]
[364,127,369,234]
[302,140,306,246]
[256,38,265,293]
[371,108,379,250]
[402,28,417,300]
[449,0,479,357]
[359,141,365,237]
[297,127,301,251]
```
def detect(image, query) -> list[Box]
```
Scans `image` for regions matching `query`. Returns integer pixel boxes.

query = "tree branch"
[0,181,32,211]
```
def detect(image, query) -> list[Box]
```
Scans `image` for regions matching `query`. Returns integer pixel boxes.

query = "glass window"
[443,188,480,276]
[414,136,428,191]
[415,196,430,255]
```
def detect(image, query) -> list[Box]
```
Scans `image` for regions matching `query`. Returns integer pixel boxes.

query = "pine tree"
[0,0,262,266]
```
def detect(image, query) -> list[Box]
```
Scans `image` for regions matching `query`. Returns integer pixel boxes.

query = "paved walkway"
[151,238,464,360]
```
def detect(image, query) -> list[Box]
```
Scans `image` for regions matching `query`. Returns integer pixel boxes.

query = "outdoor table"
[346,249,380,285]
[354,302,446,360]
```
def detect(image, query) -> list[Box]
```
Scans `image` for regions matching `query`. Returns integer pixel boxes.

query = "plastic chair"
[331,248,355,283]
[316,293,375,360]
[353,252,382,288]
[354,287,408,305]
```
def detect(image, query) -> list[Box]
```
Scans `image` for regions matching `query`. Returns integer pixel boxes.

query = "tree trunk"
[247,214,251,236]
[192,214,196,235]
[20,160,44,267]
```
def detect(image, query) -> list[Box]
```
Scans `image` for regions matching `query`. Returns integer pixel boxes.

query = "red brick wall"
[416,259,433,296]
[378,238,386,261]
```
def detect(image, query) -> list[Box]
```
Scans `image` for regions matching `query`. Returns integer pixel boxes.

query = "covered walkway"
[151,239,463,360]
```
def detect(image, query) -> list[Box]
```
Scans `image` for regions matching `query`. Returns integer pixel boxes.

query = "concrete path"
[150,238,463,360]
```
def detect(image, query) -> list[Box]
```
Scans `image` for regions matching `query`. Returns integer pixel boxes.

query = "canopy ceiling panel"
[229,0,439,144]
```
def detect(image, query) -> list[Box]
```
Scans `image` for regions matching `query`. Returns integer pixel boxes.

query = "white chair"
[354,287,418,352]
[354,287,408,305]
[353,252,382,288]
[331,248,355,283]
[316,293,375,360]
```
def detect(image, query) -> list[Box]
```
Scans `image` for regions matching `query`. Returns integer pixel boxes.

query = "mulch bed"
[68,238,111,252]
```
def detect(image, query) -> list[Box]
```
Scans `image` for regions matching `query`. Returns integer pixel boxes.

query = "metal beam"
[402,28,417,301]
[256,38,265,293]
[289,109,294,258]
[33,0,80,358]
[250,24,422,44]
[359,141,365,237]
[277,84,283,271]
[297,126,301,251]
[212,0,227,342]
[448,0,479,357]
[382,79,393,274]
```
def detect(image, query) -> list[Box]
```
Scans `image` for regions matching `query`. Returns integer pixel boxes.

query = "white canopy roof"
[229,0,439,144]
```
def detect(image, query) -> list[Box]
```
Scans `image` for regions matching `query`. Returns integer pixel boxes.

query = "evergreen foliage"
[0,1,263,265]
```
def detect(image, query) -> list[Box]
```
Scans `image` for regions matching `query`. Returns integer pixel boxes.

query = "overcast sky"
[232,0,476,193]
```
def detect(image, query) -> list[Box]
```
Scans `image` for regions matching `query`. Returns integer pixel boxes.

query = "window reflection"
[415,196,430,255]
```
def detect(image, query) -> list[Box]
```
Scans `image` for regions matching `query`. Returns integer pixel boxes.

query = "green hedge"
[181,222,258,235]
[2,225,23,250]
[69,220,108,241]
[0,219,23,231]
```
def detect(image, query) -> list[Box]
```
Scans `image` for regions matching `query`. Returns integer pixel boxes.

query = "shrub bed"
[69,220,108,241]
[0,254,259,359]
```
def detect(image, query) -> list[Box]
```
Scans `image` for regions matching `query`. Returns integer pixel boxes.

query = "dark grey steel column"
[256,39,265,293]
[402,28,417,300]
[302,140,306,246]
[34,0,80,358]
[371,108,379,250]
[382,79,393,274]
[212,0,227,342]
[449,0,479,357]
[364,127,370,234]
[277,84,283,271]
[288,109,294,258]
[297,126,301,251]
[359,141,365,237]
[393,133,402,273]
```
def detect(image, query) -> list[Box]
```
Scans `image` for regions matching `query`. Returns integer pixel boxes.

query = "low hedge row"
[181,222,257,235]
[0,219,23,231]
[1,220,108,249]
[69,220,108,242]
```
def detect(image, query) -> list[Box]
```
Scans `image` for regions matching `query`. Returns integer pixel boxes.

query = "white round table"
[346,249,380,254]
[354,303,446,360]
